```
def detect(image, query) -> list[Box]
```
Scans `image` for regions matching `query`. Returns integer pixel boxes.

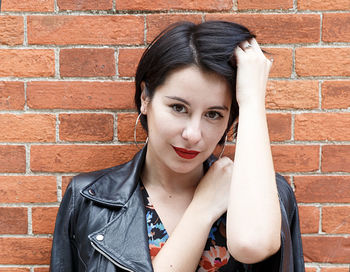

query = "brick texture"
[0,146,26,173]
[0,207,27,234]
[264,48,293,78]
[0,82,24,110]
[118,48,145,77]
[0,16,24,46]
[298,0,350,10]
[323,13,350,42]
[322,81,350,109]
[32,207,58,234]
[322,206,350,234]
[58,0,113,10]
[1,0,54,11]
[267,113,291,141]
[298,206,319,234]
[237,0,293,10]
[322,145,350,172]
[117,113,147,142]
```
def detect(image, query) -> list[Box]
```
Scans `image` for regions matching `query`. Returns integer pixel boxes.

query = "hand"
[191,157,233,223]
[234,38,272,108]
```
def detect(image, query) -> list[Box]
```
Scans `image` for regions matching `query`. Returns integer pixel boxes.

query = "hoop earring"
[134,113,148,150]
[218,134,227,158]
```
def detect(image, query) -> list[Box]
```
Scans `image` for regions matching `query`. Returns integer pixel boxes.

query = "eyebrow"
[165,96,229,111]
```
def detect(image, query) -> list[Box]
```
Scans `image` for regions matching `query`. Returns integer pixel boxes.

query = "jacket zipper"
[90,241,135,272]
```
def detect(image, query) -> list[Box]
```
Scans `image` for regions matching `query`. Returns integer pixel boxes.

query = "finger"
[239,40,253,51]
[249,38,264,56]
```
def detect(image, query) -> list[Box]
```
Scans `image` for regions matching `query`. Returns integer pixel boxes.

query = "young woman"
[50,21,304,271]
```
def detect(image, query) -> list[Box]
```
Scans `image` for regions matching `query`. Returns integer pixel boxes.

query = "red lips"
[172,146,200,159]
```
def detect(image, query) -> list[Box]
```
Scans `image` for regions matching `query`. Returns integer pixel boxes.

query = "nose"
[182,117,202,145]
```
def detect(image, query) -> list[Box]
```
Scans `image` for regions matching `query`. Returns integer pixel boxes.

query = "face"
[141,65,232,176]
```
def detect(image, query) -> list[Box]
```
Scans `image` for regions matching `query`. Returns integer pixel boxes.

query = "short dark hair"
[134,20,255,144]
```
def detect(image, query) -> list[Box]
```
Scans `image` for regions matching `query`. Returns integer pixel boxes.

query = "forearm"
[152,202,214,272]
[227,103,281,263]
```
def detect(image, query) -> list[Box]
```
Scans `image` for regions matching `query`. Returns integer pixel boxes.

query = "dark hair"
[134,21,255,144]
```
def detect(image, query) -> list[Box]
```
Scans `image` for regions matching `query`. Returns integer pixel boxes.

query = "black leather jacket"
[50,147,305,272]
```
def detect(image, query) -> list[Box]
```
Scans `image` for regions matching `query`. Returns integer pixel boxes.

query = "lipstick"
[172,146,200,159]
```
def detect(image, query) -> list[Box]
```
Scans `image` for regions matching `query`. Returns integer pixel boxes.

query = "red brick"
[0,238,51,264]
[267,113,291,141]
[0,145,26,173]
[59,113,114,142]
[117,113,147,142]
[28,16,144,45]
[321,268,350,272]
[322,145,350,172]
[295,113,350,141]
[118,0,232,11]
[34,268,49,272]
[305,268,317,272]
[271,145,319,172]
[296,48,350,77]
[303,236,350,263]
[299,206,319,234]
[294,176,350,203]
[0,269,30,272]
[322,81,350,109]
[32,207,58,234]
[146,14,203,43]
[206,14,320,44]
[60,48,115,77]
[266,80,319,109]
[323,206,350,234]
[298,0,350,10]
[0,207,27,234]
[27,81,134,110]
[323,13,350,42]
[0,50,55,77]
[0,16,24,46]
[58,0,112,10]
[0,176,57,203]
[1,0,54,11]
[118,48,145,77]
[0,82,25,110]
[238,0,293,10]
[30,145,139,172]
[0,114,56,142]
[264,48,293,78]
[62,176,73,195]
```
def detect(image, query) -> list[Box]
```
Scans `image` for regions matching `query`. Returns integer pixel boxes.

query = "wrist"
[187,200,217,226]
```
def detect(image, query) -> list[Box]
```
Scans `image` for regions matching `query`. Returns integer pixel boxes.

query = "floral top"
[140,183,249,271]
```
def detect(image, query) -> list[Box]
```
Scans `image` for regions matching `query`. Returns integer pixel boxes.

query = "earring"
[218,134,228,158]
[134,113,148,150]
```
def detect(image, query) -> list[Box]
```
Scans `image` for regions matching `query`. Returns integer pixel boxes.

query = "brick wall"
[0,0,349,271]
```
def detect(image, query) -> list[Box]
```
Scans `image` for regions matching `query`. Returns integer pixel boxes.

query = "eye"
[171,104,187,113]
[205,111,223,120]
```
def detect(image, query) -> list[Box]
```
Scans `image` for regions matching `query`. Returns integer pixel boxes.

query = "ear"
[140,82,150,115]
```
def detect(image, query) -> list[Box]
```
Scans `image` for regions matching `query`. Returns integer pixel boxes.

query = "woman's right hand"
[191,157,233,223]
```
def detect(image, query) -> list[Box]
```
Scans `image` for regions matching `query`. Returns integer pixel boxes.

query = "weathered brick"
[30,145,139,172]
[305,268,317,272]
[294,176,350,203]
[32,207,58,234]
[323,13,350,42]
[0,114,56,142]
[58,0,112,10]
[60,48,116,77]
[296,48,350,77]
[0,16,24,46]
[322,81,350,109]
[205,14,320,44]
[0,176,57,203]
[62,176,73,195]
[59,113,114,142]
[118,48,145,77]
[266,80,319,109]
[118,0,232,11]
[322,145,350,172]
[0,238,51,264]
[267,113,291,141]
[238,0,293,10]
[0,50,55,77]
[34,268,49,272]
[117,113,147,142]
[0,82,25,110]
[295,113,350,141]
[1,0,54,11]
[27,81,134,110]
[323,206,350,234]
[28,16,144,45]
[0,207,27,234]
[271,145,319,172]
[264,48,293,78]
[298,0,350,10]
[321,268,350,272]
[146,14,203,43]
[298,205,319,234]
[0,145,26,173]
[0,268,30,272]
[303,236,350,263]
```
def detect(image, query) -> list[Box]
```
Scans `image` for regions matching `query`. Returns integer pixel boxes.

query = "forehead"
[154,66,232,105]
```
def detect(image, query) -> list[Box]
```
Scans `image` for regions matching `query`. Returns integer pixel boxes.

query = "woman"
[50,21,304,271]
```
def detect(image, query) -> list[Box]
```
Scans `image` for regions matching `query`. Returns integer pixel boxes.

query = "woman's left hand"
[234,38,272,108]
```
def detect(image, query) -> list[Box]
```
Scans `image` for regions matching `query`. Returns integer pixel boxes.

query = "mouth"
[172,146,200,160]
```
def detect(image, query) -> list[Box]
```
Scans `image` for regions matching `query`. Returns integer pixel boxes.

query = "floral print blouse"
[140,183,249,271]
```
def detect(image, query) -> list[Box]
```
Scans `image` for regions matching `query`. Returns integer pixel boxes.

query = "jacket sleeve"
[50,178,78,272]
